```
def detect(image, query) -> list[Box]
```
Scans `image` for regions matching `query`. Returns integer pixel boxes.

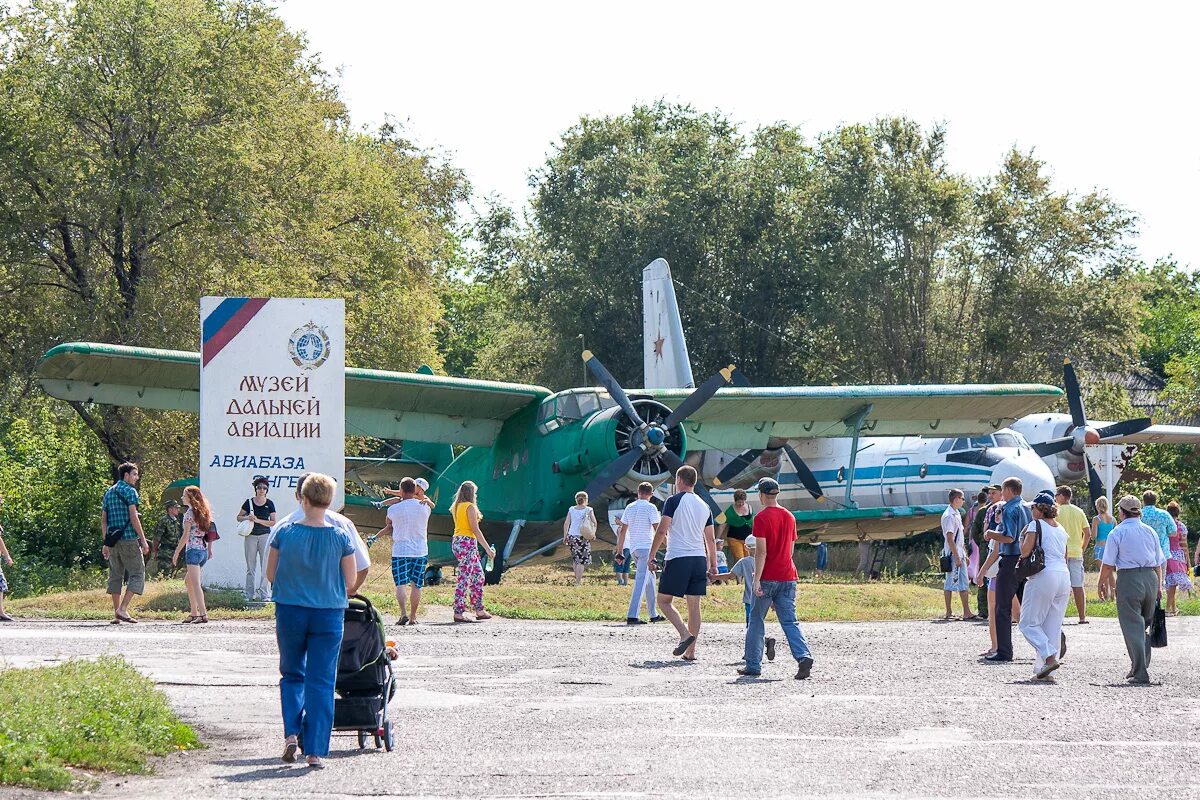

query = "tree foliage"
[0,0,464,473]
[469,103,1143,392]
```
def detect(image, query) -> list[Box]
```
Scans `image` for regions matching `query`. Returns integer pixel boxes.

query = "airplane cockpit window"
[970,436,994,448]
[537,390,606,435]
[994,432,1025,450]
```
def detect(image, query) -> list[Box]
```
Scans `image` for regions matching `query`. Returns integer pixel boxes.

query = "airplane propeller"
[1031,360,1152,457]
[1031,359,1151,512]
[712,369,825,501]
[582,350,731,514]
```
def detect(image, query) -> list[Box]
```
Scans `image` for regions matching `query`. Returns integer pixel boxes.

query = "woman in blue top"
[266,473,356,769]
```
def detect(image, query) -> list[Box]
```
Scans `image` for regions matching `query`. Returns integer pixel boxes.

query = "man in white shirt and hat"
[1098,495,1166,684]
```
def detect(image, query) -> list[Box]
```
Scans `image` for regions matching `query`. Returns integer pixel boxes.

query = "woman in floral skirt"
[1164,500,1192,615]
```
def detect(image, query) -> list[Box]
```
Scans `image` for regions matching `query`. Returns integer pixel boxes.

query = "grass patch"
[0,657,199,791]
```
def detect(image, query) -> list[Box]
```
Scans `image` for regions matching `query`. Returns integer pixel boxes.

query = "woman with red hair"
[172,486,219,623]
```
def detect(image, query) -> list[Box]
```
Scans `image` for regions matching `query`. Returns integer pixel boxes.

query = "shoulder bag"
[580,508,597,541]
[236,498,254,537]
[1014,519,1045,581]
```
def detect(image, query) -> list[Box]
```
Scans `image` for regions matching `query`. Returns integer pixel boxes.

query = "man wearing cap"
[1099,495,1166,684]
[151,500,184,578]
[738,477,814,679]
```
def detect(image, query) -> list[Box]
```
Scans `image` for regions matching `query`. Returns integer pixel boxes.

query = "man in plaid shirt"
[101,462,149,623]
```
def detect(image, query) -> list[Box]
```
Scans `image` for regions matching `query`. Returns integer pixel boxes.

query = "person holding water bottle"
[450,481,495,623]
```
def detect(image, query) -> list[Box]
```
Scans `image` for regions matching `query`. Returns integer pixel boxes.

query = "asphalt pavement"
[2,608,1199,799]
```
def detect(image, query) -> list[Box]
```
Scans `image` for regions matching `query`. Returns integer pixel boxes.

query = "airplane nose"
[990,454,1055,499]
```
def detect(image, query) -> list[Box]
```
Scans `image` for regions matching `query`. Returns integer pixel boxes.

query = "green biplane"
[37,341,1060,582]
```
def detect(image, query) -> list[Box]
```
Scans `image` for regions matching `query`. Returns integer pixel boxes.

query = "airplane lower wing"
[791,505,949,542]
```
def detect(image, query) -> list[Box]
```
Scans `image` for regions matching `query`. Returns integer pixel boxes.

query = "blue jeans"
[744,581,811,672]
[276,603,344,757]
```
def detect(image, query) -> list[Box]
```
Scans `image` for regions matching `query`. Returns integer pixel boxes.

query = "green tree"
[0,0,463,477]
[0,402,112,595]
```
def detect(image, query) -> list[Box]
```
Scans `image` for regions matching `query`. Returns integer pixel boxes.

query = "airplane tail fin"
[642,258,695,389]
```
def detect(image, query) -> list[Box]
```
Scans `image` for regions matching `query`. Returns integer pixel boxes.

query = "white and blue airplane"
[640,259,1200,541]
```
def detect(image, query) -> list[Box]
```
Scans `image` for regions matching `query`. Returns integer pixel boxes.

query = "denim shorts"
[184,548,208,567]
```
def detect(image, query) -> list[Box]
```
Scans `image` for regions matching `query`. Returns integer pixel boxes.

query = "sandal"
[474,612,492,620]
[962,614,980,621]
[116,613,138,624]
[282,737,298,763]
[182,616,197,624]
[195,616,209,624]
[453,616,478,623]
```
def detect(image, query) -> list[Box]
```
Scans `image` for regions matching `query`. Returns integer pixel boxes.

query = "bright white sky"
[277,0,1197,269]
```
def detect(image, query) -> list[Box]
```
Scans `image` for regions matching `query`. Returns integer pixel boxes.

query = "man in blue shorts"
[648,465,718,660]
[374,477,431,626]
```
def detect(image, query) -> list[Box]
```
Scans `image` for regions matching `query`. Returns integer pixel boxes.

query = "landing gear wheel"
[357,730,367,750]
[383,721,394,752]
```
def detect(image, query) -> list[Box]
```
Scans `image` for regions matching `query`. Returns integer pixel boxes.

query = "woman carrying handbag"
[563,491,597,587]
[1018,490,1071,680]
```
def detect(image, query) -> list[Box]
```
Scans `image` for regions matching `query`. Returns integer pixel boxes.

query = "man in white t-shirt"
[615,481,665,625]
[649,465,717,660]
[375,477,432,626]
[272,474,370,595]
[941,489,975,620]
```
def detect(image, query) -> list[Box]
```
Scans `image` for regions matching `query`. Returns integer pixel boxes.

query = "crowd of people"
[0,457,1191,764]
[958,478,1181,683]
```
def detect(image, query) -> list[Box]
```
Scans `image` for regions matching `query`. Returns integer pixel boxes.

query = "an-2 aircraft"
[38,333,1059,583]
[637,259,1200,525]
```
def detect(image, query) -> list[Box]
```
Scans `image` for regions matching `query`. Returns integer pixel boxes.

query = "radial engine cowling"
[572,399,687,498]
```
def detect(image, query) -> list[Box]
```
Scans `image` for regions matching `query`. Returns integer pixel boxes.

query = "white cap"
[415,478,429,491]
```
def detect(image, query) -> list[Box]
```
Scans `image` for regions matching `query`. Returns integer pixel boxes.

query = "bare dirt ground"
[2,609,1199,799]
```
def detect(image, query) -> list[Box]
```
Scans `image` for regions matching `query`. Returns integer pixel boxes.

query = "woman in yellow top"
[450,481,496,622]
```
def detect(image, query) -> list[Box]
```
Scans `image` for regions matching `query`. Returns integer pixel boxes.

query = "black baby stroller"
[334,595,396,751]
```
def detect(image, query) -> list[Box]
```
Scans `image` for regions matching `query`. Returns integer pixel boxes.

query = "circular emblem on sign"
[288,322,331,370]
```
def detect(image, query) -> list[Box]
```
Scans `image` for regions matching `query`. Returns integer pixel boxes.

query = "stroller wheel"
[383,721,394,752]
[357,730,368,750]
[373,729,382,749]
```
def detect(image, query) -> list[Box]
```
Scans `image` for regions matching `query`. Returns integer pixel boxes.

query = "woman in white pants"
[238,477,277,601]
[1018,490,1071,680]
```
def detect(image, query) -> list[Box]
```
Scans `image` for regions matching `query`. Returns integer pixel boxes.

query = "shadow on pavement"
[631,660,693,669]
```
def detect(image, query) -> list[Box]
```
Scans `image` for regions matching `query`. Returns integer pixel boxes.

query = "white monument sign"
[199,297,345,588]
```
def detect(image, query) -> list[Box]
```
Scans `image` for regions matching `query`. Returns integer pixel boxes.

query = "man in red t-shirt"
[738,477,814,679]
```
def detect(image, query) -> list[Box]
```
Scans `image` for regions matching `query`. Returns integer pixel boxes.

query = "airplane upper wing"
[1090,421,1200,445]
[644,383,1063,449]
[37,342,550,447]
